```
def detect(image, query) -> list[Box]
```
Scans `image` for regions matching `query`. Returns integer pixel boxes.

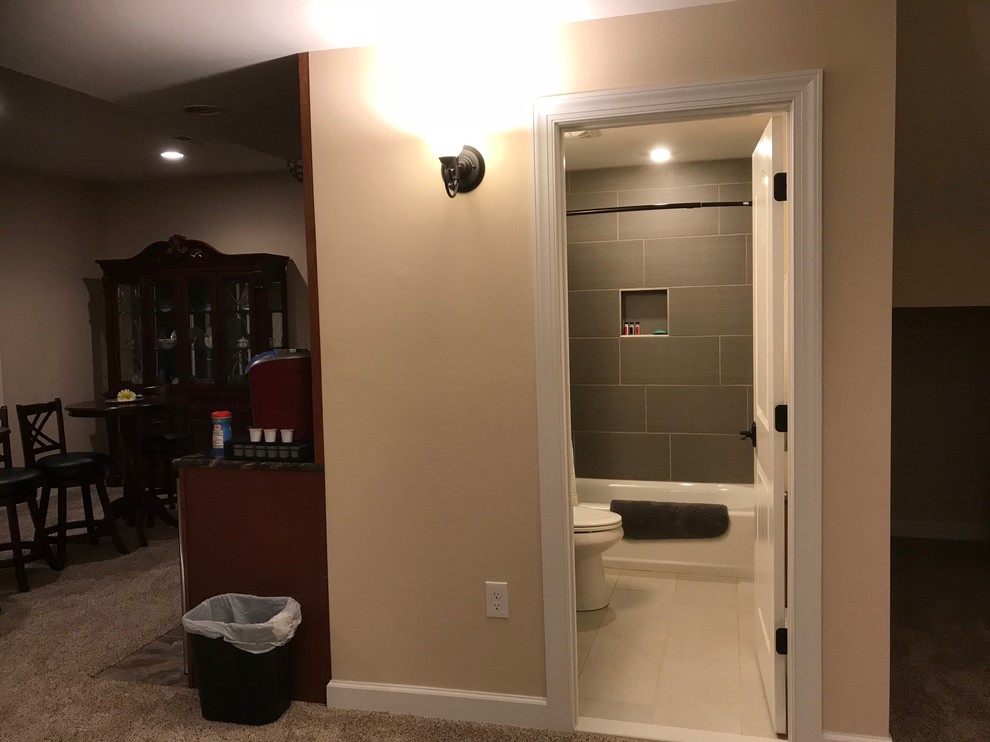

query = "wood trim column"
[298,53,323,465]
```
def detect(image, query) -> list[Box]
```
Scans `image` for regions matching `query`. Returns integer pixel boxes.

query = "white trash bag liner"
[182,593,302,654]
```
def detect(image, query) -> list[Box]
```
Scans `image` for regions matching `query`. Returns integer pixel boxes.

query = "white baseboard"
[891,519,990,541]
[326,679,547,729]
[576,718,895,742]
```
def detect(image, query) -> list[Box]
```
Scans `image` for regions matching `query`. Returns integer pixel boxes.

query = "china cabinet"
[98,235,290,449]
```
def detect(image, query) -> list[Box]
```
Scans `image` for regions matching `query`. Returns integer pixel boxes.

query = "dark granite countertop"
[174,452,324,473]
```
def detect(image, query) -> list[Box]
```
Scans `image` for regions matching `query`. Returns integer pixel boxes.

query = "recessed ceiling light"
[182,104,224,116]
[160,150,184,160]
[649,147,672,163]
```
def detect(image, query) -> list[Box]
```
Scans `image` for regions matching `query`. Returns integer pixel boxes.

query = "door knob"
[739,422,757,448]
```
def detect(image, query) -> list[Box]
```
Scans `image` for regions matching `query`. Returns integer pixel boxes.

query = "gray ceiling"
[0,60,300,183]
[0,0,738,183]
[0,0,321,182]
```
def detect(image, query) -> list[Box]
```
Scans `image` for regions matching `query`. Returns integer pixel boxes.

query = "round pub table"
[66,396,178,548]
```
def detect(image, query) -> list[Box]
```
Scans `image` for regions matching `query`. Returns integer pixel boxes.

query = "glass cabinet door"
[269,281,284,349]
[152,280,178,384]
[187,278,214,385]
[117,283,143,385]
[224,278,252,385]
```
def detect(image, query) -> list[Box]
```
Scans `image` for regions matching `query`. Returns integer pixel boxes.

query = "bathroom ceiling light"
[160,150,184,160]
[649,147,672,163]
[438,145,485,198]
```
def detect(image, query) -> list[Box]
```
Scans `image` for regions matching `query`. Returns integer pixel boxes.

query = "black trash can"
[182,594,301,726]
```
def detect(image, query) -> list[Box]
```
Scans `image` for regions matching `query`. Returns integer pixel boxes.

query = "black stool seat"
[34,452,108,478]
[0,467,43,489]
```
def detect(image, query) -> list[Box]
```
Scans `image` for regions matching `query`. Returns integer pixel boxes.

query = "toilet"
[573,505,623,611]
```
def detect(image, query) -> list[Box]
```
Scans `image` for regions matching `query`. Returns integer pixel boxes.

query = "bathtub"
[577,478,754,579]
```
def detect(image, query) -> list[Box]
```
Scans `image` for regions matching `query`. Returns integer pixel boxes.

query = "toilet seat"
[573,505,622,533]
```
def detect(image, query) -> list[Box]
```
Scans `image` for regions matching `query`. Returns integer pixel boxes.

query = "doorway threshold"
[576,716,782,742]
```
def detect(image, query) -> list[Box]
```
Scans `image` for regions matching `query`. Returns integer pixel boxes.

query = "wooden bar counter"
[176,454,328,704]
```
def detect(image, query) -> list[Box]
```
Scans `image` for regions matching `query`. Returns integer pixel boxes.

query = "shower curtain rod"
[566,200,752,217]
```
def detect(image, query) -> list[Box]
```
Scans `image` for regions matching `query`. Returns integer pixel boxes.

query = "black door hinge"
[775,627,788,655]
[774,404,788,433]
[773,172,787,202]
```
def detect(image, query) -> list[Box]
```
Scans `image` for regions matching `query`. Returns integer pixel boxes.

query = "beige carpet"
[0,491,627,742]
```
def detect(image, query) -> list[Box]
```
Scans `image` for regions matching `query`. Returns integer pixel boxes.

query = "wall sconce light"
[438,146,485,198]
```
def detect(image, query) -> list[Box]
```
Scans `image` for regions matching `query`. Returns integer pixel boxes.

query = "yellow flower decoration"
[116,389,137,402]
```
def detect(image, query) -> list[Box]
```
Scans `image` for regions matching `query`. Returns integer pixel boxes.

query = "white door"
[752,114,788,734]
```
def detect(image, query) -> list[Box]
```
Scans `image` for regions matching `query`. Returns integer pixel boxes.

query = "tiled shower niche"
[566,158,755,484]
[621,289,667,335]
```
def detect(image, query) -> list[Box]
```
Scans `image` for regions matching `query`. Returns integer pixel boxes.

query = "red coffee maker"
[245,350,313,440]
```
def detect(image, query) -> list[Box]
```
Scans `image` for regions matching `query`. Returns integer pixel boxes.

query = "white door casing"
[533,71,822,741]
[752,113,789,734]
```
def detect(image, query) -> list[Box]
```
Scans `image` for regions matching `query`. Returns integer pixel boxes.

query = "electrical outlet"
[485,581,509,618]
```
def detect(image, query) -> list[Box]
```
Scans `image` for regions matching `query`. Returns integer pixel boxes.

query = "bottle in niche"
[635,321,641,335]
[623,321,630,335]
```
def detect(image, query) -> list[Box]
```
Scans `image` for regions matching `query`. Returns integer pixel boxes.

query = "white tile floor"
[577,569,779,738]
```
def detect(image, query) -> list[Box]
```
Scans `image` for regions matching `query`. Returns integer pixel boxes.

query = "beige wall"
[893,0,990,307]
[101,172,309,351]
[312,49,547,693]
[889,3,989,553]
[0,164,105,462]
[310,0,896,736]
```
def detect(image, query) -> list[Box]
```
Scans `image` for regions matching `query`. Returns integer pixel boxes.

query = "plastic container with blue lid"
[211,410,232,458]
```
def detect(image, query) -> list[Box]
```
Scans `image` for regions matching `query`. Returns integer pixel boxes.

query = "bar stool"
[106,385,188,515]
[138,386,187,513]
[0,406,54,592]
[16,398,129,569]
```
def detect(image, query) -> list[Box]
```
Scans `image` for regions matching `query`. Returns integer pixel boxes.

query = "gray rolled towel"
[610,499,729,539]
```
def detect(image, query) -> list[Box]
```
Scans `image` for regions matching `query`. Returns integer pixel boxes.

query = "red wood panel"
[179,466,329,703]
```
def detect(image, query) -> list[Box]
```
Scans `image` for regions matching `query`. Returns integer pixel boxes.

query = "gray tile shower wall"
[644,234,747,287]
[669,285,753,336]
[573,431,672,481]
[569,339,619,384]
[567,158,754,484]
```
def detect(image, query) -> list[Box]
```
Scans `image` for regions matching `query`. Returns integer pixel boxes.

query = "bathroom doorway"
[532,73,823,742]
[562,111,781,737]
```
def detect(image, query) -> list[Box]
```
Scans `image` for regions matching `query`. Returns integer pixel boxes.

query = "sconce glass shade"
[439,146,485,198]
